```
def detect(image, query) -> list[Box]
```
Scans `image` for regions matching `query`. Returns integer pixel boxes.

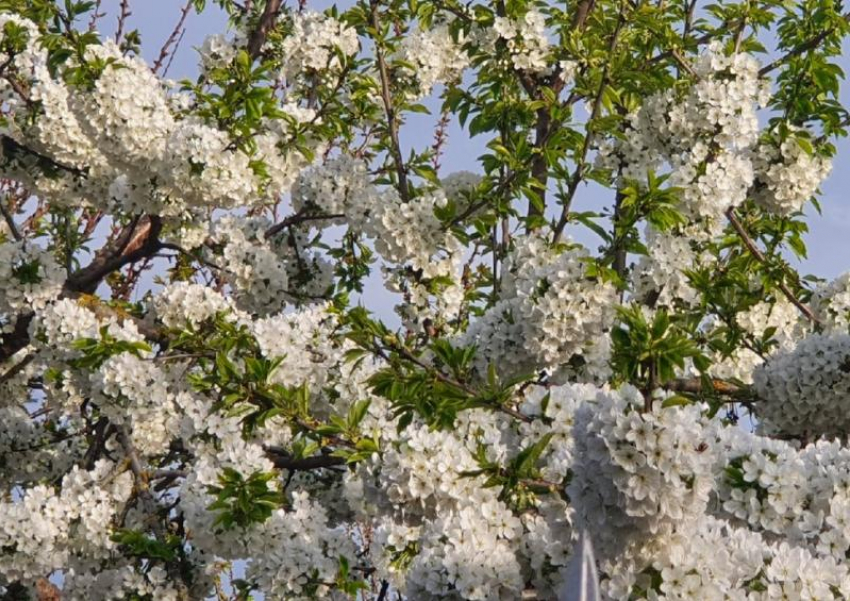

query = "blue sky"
[100,0,850,285]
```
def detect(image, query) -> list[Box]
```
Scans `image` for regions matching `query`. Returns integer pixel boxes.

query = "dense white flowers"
[0,4,848,600]
[814,271,850,332]
[71,43,173,171]
[461,235,617,381]
[753,131,832,215]
[599,43,769,222]
[569,387,715,562]
[632,226,707,307]
[753,332,850,439]
[198,30,247,72]
[369,189,451,269]
[0,242,63,322]
[247,492,357,598]
[278,11,359,79]
[709,296,807,384]
[0,461,132,582]
[210,216,293,314]
[398,22,469,96]
[159,118,259,209]
[292,156,455,269]
[93,353,178,456]
[291,154,371,224]
[153,281,237,329]
[492,10,551,73]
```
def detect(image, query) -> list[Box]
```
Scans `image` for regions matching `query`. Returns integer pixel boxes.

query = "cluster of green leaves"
[190,50,286,150]
[612,306,708,397]
[189,351,313,434]
[347,305,532,429]
[310,398,382,464]
[10,256,43,285]
[769,0,849,135]
[68,325,152,370]
[207,467,284,530]
[604,172,685,265]
[110,528,185,563]
[327,231,374,294]
[465,432,563,510]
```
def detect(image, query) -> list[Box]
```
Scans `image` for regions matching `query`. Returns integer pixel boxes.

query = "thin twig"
[115,0,132,44]
[552,11,626,241]
[370,0,410,202]
[758,13,850,77]
[162,29,186,78]
[87,0,105,31]
[431,111,451,172]
[726,208,820,324]
[152,0,194,73]
[264,212,344,239]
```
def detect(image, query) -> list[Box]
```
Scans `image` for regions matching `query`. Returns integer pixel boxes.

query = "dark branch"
[248,0,284,58]
[65,215,163,295]
[264,212,344,239]
[264,447,347,471]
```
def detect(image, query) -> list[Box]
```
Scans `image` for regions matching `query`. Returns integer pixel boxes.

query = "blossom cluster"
[292,156,455,270]
[599,43,769,222]
[1,2,849,600]
[812,270,850,333]
[1,22,321,223]
[398,22,470,96]
[198,29,247,72]
[753,332,850,439]
[569,387,715,563]
[631,226,708,307]
[752,131,832,216]
[460,234,617,382]
[708,296,807,384]
[0,241,63,326]
[277,11,360,79]
[492,10,552,73]
[0,461,133,585]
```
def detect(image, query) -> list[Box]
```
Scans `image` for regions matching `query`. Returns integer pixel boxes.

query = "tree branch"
[264,447,347,471]
[370,0,410,202]
[65,215,163,295]
[664,377,747,397]
[264,212,344,239]
[115,0,132,44]
[248,0,284,58]
[552,11,626,241]
[152,0,194,73]
[0,198,22,241]
[758,13,850,77]
[726,207,820,325]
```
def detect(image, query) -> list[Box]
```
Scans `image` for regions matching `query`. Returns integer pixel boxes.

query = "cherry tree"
[0,0,849,598]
